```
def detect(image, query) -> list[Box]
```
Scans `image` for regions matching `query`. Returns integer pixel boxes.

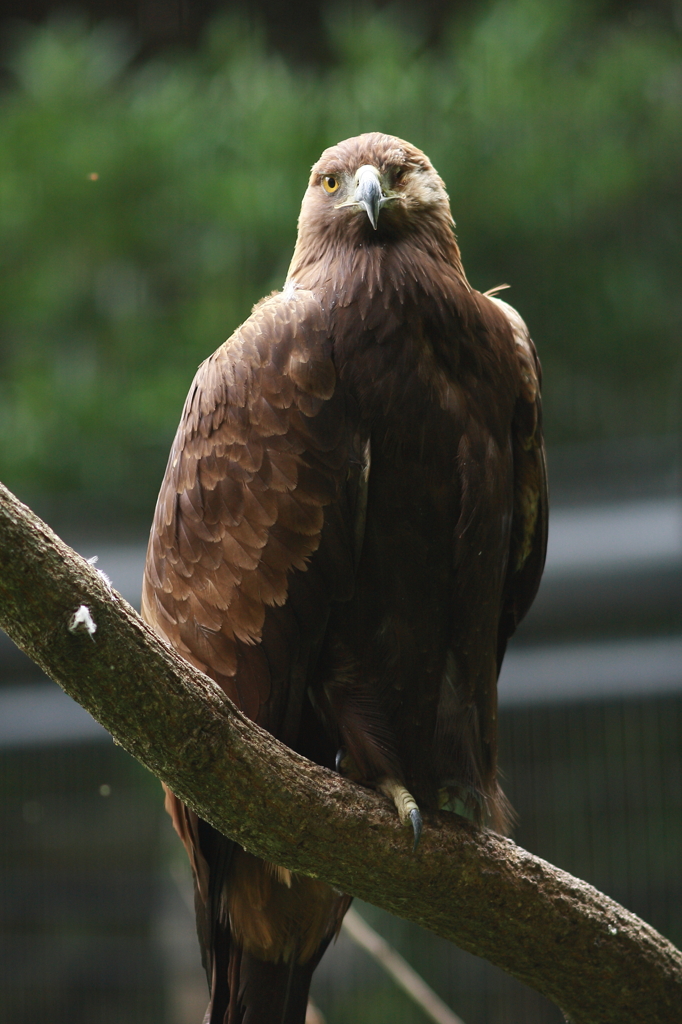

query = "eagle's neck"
[290,227,472,324]
[293,230,486,370]
[289,205,464,286]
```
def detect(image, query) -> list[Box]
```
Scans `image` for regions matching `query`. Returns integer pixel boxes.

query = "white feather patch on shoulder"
[487,295,531,352]
[487,295,538,403]
[68,604,97,639]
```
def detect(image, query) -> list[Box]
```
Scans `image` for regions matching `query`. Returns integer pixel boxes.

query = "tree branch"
[0,480,680,1024]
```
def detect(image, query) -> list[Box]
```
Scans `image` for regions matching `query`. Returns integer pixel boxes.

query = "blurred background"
[0,0,680,1021]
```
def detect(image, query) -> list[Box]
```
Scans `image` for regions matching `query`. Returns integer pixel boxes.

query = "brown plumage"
[142,132,548,1023]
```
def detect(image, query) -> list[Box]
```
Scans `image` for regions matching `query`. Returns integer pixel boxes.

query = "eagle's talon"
[336,749,363,781]
[409,807,423,852]
[377,777,422,849]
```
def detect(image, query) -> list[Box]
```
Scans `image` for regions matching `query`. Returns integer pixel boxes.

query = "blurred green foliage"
[0,0,680,526]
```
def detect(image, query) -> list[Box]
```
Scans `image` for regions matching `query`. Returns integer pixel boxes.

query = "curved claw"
[409,807,423,852]
[335,747,347,774]
[377,777,422,853]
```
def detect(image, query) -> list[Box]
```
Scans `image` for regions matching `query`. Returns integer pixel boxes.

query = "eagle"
[142,132,547,1024]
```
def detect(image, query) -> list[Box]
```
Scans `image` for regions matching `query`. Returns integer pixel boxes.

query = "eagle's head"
[309,132,450,230]
[288,133,458,281]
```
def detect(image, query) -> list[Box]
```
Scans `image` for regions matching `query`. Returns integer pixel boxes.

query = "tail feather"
[204,927,334,1024]
[231,947,323,1024]
[167,806,347,1023]
[190,825,347,1024]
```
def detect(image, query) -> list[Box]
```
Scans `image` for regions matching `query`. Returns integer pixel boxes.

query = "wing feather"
[488,296,548,656]
[142,287,357,739]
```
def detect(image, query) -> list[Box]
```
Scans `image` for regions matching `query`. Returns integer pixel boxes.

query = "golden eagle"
[142,132,547,1024]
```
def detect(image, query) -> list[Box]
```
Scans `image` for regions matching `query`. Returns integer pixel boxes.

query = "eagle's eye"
[393,168,406,184]
[322,175,340,194]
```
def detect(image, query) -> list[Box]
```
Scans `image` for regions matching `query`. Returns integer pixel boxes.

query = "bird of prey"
[142,132,547,1024]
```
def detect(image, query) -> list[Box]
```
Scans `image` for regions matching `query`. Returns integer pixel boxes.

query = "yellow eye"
[322,175,340,194]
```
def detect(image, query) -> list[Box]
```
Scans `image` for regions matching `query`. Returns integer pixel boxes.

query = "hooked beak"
[336,165,399,230]
[354,165,384,229]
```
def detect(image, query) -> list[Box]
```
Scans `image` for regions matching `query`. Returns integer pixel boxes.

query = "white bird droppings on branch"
[68,604,97,639]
